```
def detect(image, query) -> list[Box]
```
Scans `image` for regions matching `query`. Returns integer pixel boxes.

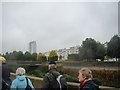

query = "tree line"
[1,35,120,62]
[1,50,58,63]
[68,35,120,61]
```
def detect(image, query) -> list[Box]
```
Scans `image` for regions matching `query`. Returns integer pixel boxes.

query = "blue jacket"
[79,80,100,90]
[11,75,34,90]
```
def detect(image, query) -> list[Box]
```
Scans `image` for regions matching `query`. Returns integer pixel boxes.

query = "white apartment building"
[57,48,69,60]
[57,45,80,60]
[29,41,37,54]
[43,52,50,60]
[68,45,80,54]
[43,45,80,60]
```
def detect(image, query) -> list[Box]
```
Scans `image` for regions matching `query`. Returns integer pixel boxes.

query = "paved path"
[63,66,119,71]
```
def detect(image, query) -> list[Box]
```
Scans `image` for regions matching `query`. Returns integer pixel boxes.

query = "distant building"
[43,45,80,60]
[68,45,80,54]
[57,48,68,60]
[104,42,108,48]
[29,41,37,54]
[43,51,50,60]
[57,45,80,60]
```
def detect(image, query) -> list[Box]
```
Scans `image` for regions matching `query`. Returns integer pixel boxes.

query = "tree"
[48,50,58,62]
[31,53,37,61]
[107,35,120,60]
[79,38,106,61]
[6,51,17,60]
[16,51,24,60]
[37,53,47,63]
[79,38,97,60]
[96,42,106,61]
[24,51,32,61]
[59,55,63,60]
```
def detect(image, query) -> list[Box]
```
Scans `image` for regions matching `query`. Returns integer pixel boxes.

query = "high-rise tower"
[29,41,36,54]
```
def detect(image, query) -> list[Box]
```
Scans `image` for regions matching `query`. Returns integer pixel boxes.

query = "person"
[41,61,67,90]
[0,56,11,90]
[11,67,34,90]
[78,68,100,90]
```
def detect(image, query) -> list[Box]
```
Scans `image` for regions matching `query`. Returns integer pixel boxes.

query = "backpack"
[25,77,32,90]
[56,75,68,90]
[47,72,68,90]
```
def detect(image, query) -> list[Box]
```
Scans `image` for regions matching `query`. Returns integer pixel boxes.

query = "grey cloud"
[2,2,118,53]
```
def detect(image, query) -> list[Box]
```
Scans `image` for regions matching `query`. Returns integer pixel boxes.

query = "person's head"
[78,68,93,82]
[16,67,26,76]
[0,56,6,63]
[48,62,56,70]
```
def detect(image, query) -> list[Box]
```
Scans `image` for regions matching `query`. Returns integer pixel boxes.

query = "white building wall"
[43,45,80,60]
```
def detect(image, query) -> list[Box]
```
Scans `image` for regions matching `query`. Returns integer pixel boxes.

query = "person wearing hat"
[41,61,63,90]
[0,56,11,90]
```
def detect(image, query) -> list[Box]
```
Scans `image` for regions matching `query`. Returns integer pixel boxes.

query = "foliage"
[37,53,47,63]
[79,38,106,61]
[29,70,44,77]
[92,78,102,85]
[63,74,78,83]
[96,42,106,61]
[60,67,119,87]
[4,51,37,61]
[59,55,63,60]
[21,65,48,78]
[31,53,37,61]
[92,70,120,87]
[5,51,24,60]
[107,35,120,59]
[68,54,79,60]
[48,50,58,62]
[48,50,58,57]
[104,56,108,60]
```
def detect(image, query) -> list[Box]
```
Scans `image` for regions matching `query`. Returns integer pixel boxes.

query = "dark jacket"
[79,80,100,90]
[41,68,60,90]
[2,63,11,90]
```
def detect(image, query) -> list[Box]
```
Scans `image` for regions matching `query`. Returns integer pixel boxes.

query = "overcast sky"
[1,2,118,54]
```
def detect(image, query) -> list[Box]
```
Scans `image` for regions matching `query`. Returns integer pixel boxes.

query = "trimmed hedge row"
[60,68,120,87]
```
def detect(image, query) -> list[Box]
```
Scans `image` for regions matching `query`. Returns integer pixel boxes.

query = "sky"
[1,1,118,54]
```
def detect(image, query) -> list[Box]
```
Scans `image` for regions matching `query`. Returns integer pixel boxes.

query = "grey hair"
[16,67,26,75]
[79,68,93,79]
[48,64,56,69]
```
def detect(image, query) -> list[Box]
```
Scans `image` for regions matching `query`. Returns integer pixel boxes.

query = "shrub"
[36,65,48,73]
[60,68,119,87]
[63,74,78,83]
[93,78,102,85]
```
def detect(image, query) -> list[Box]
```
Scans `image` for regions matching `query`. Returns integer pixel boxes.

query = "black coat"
[2,63,11,90]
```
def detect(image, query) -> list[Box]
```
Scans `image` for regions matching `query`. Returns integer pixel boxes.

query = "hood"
[16,75,26,81]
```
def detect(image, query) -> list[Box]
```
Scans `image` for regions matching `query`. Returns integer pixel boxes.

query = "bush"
[48,56,58,62]
[63,74,78,83]
[60,67,120,87]
[93,78,102,85]
[29,70,44,77]
[37,56,47,63]
[36,65,48,73]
